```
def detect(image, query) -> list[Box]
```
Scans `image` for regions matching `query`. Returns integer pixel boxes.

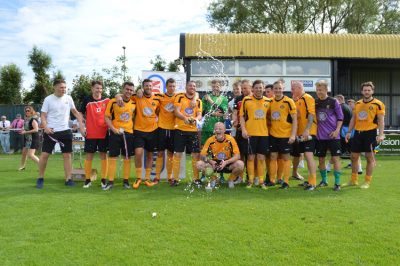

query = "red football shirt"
[80,96,109,139]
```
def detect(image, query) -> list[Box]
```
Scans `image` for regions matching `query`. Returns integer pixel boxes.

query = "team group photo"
[1,0,400,265]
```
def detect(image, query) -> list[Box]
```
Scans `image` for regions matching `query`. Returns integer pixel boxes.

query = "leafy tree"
[167,59,182,72]
[150,55,167,71]
[101,53,132,98]
[150,55,182,72]
[207,0,400,34]
[52,70,65,83]
[24,46,52,103]
[0,63,23,104]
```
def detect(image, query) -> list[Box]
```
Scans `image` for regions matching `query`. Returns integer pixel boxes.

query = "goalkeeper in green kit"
[201,79,229,145]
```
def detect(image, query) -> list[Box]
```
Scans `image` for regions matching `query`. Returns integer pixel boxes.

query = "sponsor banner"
[376,134,400,155]
[142,71,186,93]
[190,76,331,92]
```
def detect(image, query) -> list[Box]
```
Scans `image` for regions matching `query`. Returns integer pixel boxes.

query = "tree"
[150,55,182,72]
[101,54,132,98]
[0,64,23,104]
[150,55,167,71]
[24,46,52,104]
[70,71,106,110]
[167,59,182,72]
[52,70,65,83]
[207,0,400,34]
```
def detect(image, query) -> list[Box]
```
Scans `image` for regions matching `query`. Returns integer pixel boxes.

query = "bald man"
[197,122,244,189]
[290,81,317,190]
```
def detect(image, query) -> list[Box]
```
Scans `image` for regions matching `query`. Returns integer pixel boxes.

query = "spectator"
[11,114,24,153]
[0,115,11,154]
[19,106,40,170]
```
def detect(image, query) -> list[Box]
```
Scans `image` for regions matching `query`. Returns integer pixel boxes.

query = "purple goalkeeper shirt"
[315,96,343,140]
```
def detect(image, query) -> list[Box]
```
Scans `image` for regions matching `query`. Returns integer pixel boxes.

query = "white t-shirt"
[1,120,11,133]
[41,94,76,132]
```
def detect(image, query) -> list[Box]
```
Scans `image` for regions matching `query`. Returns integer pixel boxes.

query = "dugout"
[179,33,400,128]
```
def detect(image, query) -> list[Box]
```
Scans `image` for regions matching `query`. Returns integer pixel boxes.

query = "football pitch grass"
[1,154,399,265]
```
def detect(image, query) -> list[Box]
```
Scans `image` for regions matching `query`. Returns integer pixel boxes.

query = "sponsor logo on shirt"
[120,112,130,121]
[358,111,368,120]
[318,111,327,121]
[255,110,265,119]
[185,108,194,115]
[271,111,281,120]
[164,103,174,112]
[143,107,153,116]
[217,152,226,160]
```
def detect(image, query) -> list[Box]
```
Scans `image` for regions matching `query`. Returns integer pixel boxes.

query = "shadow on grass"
[0,176,363,203]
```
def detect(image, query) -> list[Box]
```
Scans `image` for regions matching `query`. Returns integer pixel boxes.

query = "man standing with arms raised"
[345,81,385,189]
[36,79,85,188]
[171,81,202,186]
[80,80,110,188]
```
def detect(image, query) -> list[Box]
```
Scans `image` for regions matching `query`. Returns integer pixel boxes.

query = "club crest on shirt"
[280,105,285,109]
[185,108,194,115]
[143,107,153,116]
[271,111,281,120]
[255,109,265,119]
[358,111,368,120]
[120,112,130,121]
[369,106,374,110]
[318,111,327,121]
[217,152,226,160]
[164,103,174,112]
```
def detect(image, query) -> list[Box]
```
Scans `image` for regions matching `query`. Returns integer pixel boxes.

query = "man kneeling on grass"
[197,122,244,189]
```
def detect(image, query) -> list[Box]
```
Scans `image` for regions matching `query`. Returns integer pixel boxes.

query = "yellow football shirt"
[201,134,240,161]
[295,93,317,136]
[354,98,385,131]
[132,94,160,132]
[105,98,136,133]
[239,95,271,136]
[270,95,297,138]
[174,93,202,132]
[157,93,176,130]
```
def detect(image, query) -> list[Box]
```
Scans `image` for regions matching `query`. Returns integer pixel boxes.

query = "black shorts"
[351,129,377,153]
[42,130,72,153]
[134,129,157,152]
[212,160,233,173]
[291,136,316,157]
[84,136,108,153]
[108,132,134,157]
[235,130,248,155]
[247,136,269,155]
[157,128,174,152]
[269,136,292,154]
[174,130,200,153]
[315,139,342,157]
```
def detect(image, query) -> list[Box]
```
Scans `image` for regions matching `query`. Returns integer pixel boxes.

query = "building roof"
[180,33,400,59]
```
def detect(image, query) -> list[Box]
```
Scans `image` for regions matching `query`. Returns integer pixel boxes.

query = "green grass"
[0,154,399,265]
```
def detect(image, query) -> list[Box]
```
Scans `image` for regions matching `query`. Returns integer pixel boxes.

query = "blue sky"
[0,0,216,90]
